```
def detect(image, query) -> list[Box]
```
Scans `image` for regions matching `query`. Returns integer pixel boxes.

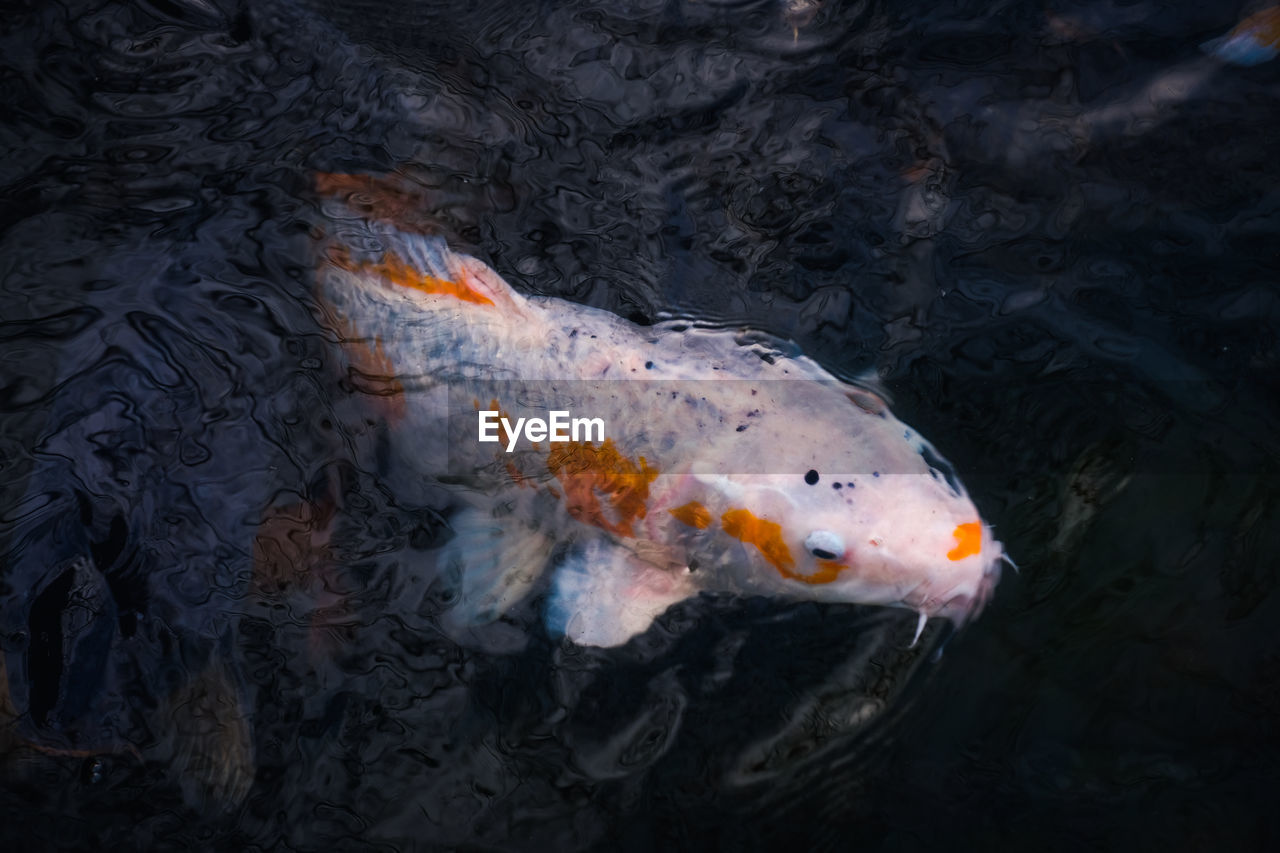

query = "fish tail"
[1200,34,1277,65]
[1202,9,1280,65]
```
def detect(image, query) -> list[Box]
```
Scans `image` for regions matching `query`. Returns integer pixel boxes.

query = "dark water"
[2,0,1279,849]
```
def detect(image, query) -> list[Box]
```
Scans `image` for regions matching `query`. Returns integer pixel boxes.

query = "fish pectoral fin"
[546,540,697,648]
[437,505,556,632]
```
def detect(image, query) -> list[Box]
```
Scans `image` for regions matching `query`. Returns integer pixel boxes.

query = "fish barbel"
[314,175,1004,648]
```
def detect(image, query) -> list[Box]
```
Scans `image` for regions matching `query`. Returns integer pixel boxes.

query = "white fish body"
[315,176,1003,648]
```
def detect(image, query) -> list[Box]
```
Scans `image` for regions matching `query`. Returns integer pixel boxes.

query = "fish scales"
[315,176,1004,649]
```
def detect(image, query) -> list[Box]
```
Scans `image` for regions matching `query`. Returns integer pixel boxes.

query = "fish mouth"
[936,553,1004,626]
[903,548,1004,628]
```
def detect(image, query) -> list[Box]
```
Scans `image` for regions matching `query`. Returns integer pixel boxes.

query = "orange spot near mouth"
[947,522,982,561]
[331,248,494,306]
[547,439,658,538]
[669,501,712,530]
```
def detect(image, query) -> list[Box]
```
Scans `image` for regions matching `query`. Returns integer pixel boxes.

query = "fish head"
[676,382,1003,628]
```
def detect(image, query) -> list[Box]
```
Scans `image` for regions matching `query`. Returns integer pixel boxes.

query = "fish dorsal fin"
[448,251,534,317]
[322,226,533,318]
[315,172,533,318]
[545,539,697,648]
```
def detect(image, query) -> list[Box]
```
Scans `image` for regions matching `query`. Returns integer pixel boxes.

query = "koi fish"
[314,176,1004,649]
[1202,7,1280,65]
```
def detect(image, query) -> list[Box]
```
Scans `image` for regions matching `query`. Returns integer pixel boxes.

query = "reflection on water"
[2,0,1279,849]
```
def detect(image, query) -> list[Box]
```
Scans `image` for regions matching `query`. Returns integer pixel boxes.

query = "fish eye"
[804,469,819,485]
[804,530,844,561]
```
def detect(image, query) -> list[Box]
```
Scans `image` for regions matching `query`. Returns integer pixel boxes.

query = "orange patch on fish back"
[547,439,658,538]
[947,522,982,561]
[669,501,712,530]
[721,507,795,574]
[333,247,494,306]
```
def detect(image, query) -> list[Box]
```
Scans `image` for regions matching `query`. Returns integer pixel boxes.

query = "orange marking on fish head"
[669,501,712,530]
[546,439,659,538]
[809,559,849,585]
[721,507,795,574]
[720,507,850,585]
[947,522,982,561]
